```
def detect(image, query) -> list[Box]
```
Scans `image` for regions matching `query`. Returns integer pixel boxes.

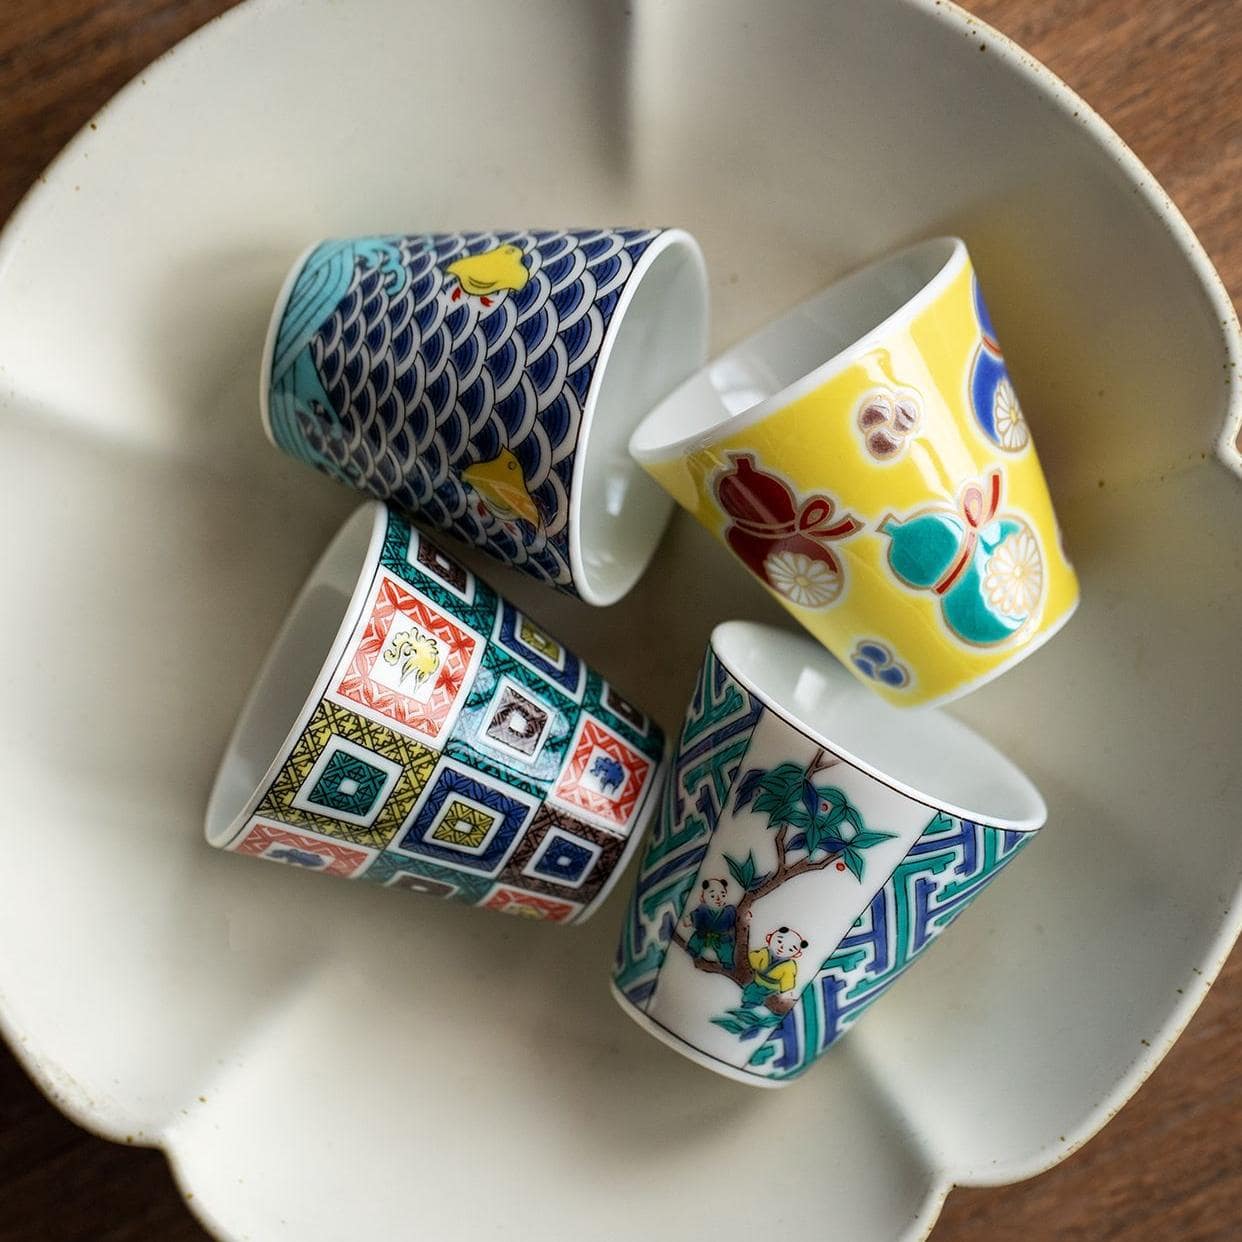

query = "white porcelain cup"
[206,503,666,923]
[262,229,709,604]
[612,620,1046,1085]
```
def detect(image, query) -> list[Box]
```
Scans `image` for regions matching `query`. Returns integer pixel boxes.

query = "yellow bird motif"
[381,628,441,687]
[461,448,542,529]
[446,244,530,306]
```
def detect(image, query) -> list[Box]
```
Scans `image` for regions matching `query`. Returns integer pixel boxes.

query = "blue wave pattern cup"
[612,621,1045,1084]
[261,230,709,604]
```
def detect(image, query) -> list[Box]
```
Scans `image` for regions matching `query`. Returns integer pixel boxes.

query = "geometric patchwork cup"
[630,236,1079,707]
[612,620,1045,1084]
[261,229,709,605]
[206,503,665,924]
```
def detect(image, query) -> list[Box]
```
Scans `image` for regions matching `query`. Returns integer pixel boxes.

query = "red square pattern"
[551,717,653,831]
[336,571,479,742]
[482,886,579,923]
[233,820,372,878]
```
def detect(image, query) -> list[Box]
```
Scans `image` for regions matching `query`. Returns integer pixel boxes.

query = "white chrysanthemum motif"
[992,378,1030,450]
[765,550,843,608]
[983,529,1043,619]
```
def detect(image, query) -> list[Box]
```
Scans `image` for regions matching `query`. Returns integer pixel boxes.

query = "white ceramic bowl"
[0,1,1237,1240]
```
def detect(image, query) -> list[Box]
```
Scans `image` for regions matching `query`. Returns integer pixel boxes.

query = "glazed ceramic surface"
[207,504,664,923]
[263,229,708,604]
[632,238,1079,707]
[0,1,1238,1240]
[613,623,1044,1084]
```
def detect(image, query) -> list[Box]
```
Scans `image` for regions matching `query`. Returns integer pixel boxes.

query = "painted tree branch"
[807,746,839,778]
[671,928,730,975]
[773,822,789,875]
[677,746,850,1013]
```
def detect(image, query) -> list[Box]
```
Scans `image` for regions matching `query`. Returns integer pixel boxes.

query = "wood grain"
[0,2,1237,1239]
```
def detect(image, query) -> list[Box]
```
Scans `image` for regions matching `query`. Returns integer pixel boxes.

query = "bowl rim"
[0,1,1237,1238]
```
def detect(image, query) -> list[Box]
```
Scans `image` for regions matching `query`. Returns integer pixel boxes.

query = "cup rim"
[629,235,967,465]
[608,978,789,1089]
[568,226,710,605]
[204,500,387,847]
[708,620,1048,833]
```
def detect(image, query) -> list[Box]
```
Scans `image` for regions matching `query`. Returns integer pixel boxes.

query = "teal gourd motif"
[880,469,1042,647]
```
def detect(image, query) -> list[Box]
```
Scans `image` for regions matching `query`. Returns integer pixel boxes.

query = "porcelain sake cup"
[262,229,708,605]
[206,503,665,923]
[630,237,1079,707]
[611,621,1045,1085]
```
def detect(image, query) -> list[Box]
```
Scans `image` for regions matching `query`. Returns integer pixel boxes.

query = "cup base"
[608,979,792,1089]
[913,588,1082,711]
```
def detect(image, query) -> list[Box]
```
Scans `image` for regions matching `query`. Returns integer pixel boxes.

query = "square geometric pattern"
[499,804,627,903]
[481,677,553,763]
[232,820,374,878]
[395,758,538,875]
[431,799,496,848]
[481,885,580,923]
[549,716,655,833]
[524,829,600,887]
[407,528,474,602]
[256,700,436,849]
[387,872,459,898]
[335,570,483,743]
[494,602,584,701]
[360,850,494,904]
[603,682,648,734]
[290,734,403,828]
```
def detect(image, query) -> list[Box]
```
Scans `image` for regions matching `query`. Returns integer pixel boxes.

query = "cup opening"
[570,230,710,604]
[205,505,380,844]
[711,621,1046,831]
[629,236,962,462]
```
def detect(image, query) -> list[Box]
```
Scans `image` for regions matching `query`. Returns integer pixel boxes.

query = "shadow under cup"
[612,620,1045,1086]
[206,503,666,923]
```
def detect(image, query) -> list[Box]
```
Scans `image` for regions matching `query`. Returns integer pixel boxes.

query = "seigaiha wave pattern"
[267,230,662,593]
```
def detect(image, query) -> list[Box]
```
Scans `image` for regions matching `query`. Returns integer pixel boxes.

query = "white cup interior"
[571,230,710,604]
[205,505,378,845]
[629,236,962,462]
[712,620,1046,831]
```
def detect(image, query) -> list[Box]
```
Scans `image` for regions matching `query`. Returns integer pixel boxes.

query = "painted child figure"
[680,878,738,968]
[741,927,808,1008]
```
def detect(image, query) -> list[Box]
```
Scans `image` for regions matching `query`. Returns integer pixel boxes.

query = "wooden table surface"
[0,1,1238,1238]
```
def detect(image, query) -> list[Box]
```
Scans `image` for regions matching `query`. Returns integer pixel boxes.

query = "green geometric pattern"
[613,644,763,1006]
[747,811,1036,1080]
[379,510,499,635]
[256,700,436,850]
[307,749,390,818]
[583,671,654,754]
[445,643,580,797]
[361,850,494,903]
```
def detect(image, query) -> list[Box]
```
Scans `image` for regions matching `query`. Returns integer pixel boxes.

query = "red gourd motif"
[713,454,863,608]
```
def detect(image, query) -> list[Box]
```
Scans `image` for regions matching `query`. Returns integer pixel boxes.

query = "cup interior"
[572,230,709,604]
[712,620,1046,831]
[629,236,961,462]
[204,505,377,844]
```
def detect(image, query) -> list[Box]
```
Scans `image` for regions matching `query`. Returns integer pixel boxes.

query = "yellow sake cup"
[630,237,1078,708]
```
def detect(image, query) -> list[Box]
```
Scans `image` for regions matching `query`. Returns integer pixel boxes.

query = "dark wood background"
[0,1,1238,1238]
